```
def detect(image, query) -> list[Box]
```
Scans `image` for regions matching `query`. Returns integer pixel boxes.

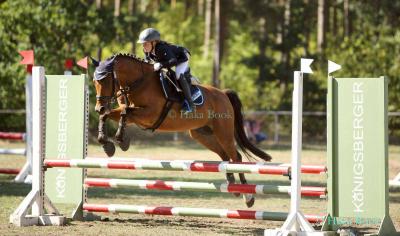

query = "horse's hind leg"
[237,152,255,208]
[212,119,256,208]
[189,129,240,197]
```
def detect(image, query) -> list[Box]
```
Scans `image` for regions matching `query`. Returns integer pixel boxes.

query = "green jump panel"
[326,76,398,235]
[44,74,87,205]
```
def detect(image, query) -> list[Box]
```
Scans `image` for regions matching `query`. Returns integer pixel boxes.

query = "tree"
[317,0,326,54]
[343,0,351,37]
[212,0,220,88]
[128,0,136,54]
[280,0,292,92]
[203,0,212,59]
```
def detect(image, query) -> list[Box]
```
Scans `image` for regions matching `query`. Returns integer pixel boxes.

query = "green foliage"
[219,20,258,109]
[0,0,400,140]
[154,2,203,55]
[326,28,400,112]
[0,0,95,130]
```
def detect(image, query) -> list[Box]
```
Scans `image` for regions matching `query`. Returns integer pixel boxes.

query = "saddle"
[159,69,204,108]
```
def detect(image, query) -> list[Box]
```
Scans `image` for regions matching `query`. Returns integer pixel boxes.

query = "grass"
[0,141,399,235]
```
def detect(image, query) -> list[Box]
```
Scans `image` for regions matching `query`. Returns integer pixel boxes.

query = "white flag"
[328,60,342,74]
[300,58,314,74]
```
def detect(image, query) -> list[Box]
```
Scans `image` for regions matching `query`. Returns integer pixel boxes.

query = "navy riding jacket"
[145,41,190,68]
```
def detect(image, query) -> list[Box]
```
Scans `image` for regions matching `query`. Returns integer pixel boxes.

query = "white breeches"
[175,52,190,80]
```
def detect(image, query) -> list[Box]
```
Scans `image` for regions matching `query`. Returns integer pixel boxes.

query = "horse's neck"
[121,60,152,85]
[142,65,164,96]
[137,62,159,89]
[124,61,164,104]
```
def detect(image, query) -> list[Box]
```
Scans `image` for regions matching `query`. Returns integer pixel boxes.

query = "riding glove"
[153,62,162,71]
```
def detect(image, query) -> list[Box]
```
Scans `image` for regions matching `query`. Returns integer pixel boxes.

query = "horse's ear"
[90,56,100,67]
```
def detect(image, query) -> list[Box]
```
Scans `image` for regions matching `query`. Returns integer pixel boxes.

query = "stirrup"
[182,100,195,114]
[183,106,193,114]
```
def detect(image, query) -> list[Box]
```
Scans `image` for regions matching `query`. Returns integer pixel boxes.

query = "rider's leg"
[176,61,195,113]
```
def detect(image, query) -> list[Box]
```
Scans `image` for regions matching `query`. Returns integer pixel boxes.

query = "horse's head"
[91,56,117,115]
[91,54,153,115]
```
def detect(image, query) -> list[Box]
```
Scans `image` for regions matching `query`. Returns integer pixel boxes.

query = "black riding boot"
[178,75,195,113]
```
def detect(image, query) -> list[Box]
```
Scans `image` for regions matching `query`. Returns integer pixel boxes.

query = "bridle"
[95,71,117,104]
[95,59,147,109]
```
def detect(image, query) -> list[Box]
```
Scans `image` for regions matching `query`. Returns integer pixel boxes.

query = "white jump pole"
[10,66,65,226]
[12,65,71,183]
[14,73,33,183]
[265,59,322,235]
[0,148,26,155]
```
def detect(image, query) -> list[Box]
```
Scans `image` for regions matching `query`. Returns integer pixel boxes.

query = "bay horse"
[91,53,272,208]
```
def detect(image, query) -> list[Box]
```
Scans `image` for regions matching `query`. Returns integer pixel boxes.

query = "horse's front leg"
[109,106,153,152]
[97,113,109,144]
[98,107,126,157]
[115,107,130,151]
[97,113,117,157]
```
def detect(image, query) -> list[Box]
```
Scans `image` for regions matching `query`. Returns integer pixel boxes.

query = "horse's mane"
[94,53,150,81]
[107,53,149,64]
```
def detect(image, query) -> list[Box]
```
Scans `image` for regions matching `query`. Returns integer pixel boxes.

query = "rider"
[137,28,195,113]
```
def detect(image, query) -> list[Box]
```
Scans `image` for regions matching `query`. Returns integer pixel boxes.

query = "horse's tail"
[224,89,272,162]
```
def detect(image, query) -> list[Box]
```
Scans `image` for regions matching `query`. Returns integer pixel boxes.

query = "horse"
[91,53,272,208]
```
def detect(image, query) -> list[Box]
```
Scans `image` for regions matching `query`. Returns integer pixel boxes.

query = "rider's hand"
[153,62,162,71]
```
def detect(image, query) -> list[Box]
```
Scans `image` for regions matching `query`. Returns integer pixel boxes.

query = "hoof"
[244,194,255,208]
[118,134,130,152]
[102,141,116,157]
